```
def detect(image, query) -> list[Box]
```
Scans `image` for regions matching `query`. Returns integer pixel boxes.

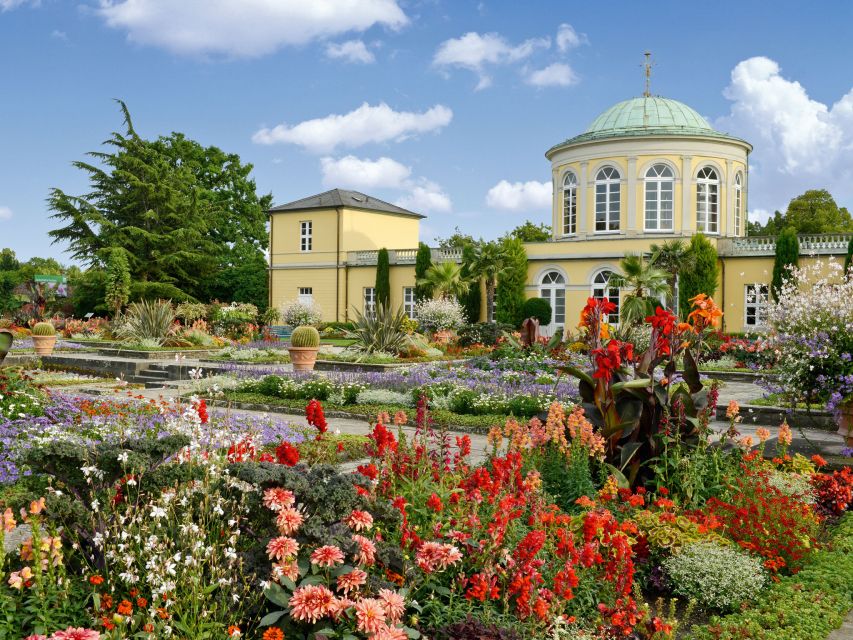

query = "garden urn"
[838,402,853,447]
[288,325,320,372]
[432,329,454,344]
[31,322,57,356]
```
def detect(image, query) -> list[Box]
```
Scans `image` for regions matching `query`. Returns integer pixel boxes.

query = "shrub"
[428,617,523,640]
[457,322,513,347]
[355,388,412,407]
[414,297,466,332]
[772,226,799,300]
[664,541,767,612]
[679,233,718,319]
[522,297,552,325]
[175,302,209,323]
[114,299,175,345]
[279,299,322,327]
[375,247,390,307]
[349,304,410,354]
[495,236,527,327]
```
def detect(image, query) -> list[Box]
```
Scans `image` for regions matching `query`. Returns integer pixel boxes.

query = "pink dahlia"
[415,541,462,573]
[352,534,377,566]
[275,507,304,535]
[311,545,345,567]
[378,588,406,623]
[372,625,409,640]
[49,629,101,640]
[263,487,295,511]
[346,509,374,532]
[288,584,336,623]
[266,536,299,560]
[354,598,386,635]
[272,558,299,582]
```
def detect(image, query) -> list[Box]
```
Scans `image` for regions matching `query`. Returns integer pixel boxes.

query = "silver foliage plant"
[114,299,176,345]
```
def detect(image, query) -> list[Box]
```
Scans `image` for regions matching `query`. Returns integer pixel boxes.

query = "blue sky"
[2,0,853,262]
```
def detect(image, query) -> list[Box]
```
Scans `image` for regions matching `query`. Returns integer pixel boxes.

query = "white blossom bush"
[414,297,467,332]
[766,259,853,412]
[279,299,323,327]
[663,541,767,612]
[355,388,413,407]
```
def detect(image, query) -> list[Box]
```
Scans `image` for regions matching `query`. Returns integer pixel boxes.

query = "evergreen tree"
[104,250,131,318]
[414,242,433,301]
[844,237,853,280]
[507,220,551,242]
[679,234,719,319]
[495,237,527,327]
[375,248,390,308]
[772,227,800,300]
[459,242,482,322]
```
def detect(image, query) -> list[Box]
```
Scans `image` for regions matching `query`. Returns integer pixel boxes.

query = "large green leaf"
[611,378,652,392]
[619,441,643,470]
[604,463,630,489]
[264,583,291,608]
[558,364,594,387]
[682,349,703,393]
[259,611,285,627]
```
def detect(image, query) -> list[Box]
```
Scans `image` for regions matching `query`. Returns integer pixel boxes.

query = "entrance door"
[539,271,566,337]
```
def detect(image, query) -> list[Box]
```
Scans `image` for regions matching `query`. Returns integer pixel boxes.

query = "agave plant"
[114,299,176,346]
[560,294,722,485]
[348,303,410,355]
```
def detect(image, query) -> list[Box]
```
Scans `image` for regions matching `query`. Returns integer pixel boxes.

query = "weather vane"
[643,51,655,97]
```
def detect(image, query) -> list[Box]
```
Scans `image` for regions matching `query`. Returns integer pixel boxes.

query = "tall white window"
[363,287,376,318]
[744,284,769,328]
[644,164,674,231]
[298,287,313,304]
[300,221,312,252]
[592,270,620,325]
[595,166,621,232]
[697,167,719,234]
[562,172,577,236]
[403,287,416,319]
[539,271,566,335]
[734,172,743,236]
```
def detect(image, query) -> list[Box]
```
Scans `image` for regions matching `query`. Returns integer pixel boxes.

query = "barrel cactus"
[290,325,320,348]
[32,322,56,336]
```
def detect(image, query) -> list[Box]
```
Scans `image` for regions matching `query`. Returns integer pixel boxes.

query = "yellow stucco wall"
[340,210,420,252]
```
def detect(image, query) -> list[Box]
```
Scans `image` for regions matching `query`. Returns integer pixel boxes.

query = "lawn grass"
[748,392,827,411]
[320,338,357,347]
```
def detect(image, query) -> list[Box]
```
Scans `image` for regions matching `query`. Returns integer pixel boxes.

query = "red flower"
[195,398,209,424]
[305,399,328,439]
[426,493,444,512]
[357,463,378,480]
[275,441,300,466]
[811,455,827,468]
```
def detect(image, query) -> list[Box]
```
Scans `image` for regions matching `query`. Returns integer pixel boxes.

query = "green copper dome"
[546,96,751,157]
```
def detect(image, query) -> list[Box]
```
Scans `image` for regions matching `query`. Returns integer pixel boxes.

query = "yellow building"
[268,95,852,333]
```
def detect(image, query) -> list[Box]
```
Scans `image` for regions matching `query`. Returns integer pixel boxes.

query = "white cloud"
[718,56,853,216]
[486,180,552,212]
[556,23,586,52]
[50,29,68,41]
[526,62,578,88]
[320,155,411,189]
[95,0,408,58]
[252,102,453,153]
[396,180,452,213]
[0,0,39,10]
[0,206,12,221]
[433,31,549,89]
[325,39,375,64]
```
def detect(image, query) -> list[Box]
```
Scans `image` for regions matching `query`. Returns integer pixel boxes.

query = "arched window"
[734,172,743,236]
[644,164,674,231]
[697,167,720,234]
[539,270,566,335]
[562,172,577,236]
[595,166,621,232]
[592,270,620,325]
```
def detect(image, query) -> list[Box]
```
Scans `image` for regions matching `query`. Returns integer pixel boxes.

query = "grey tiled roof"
[268,189,425,218]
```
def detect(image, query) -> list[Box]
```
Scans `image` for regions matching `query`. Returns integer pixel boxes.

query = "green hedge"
[691,513,853,640]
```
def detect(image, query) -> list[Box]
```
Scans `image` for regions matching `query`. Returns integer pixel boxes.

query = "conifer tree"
[679,234,719,319]
[104,250,131,318]
[844,237,853,280]
[772,227,800,300]
[495,237,527,327]
[375,248,390,308]
[414,242,433,301]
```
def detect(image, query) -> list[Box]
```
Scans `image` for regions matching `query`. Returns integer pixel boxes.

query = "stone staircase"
[41,353,212,389]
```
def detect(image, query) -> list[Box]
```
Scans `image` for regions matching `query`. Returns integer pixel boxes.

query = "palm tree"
[609,253,671,325]
[650,239,694,312]
[418,261,470,300]
[468,241,506,323]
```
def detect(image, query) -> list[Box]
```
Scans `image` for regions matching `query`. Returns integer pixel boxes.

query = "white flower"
[150,506,167,519]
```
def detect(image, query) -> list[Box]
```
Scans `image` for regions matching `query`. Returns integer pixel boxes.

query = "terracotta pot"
[288,346,319,372]
[32,335,57,356]
[432,329,454,344]
[837,402,853,447]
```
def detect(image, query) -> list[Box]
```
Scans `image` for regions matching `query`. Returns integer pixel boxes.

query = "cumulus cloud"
[526,62,578,88]
[320,155,411,189]
[396,180,452,213]
[252,102,453,153]
[486,180,552,212]
[556,23,586,52]
[325,39,375,64]
[718,56,853,215]
[433,31,549,90]
[0,0,39,10]
[0,206,12,220]
[95,0,408,58]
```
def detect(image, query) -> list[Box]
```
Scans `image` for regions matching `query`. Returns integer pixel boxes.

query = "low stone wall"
[715,402,835,431]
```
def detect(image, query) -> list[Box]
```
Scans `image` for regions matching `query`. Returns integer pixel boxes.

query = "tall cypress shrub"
[772,227,799,300]
[679,234,719,319]
[104,250,131,318]
[414,242,433,301]
[495,237,527,327]
[844,237,853,280]
[459,242,482,322]
[375,248,390,308]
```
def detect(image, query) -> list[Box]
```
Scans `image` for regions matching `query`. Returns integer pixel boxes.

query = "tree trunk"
[486,279,495,323]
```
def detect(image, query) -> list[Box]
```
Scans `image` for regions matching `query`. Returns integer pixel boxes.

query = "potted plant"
[838,398,853,447]
[414,298,466,344]
[31,321,57,355]
[0,328,12,363]
[288,325,320,371]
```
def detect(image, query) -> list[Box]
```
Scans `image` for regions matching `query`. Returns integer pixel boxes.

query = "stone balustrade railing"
[717,233,853,256]
[349,247,463,265]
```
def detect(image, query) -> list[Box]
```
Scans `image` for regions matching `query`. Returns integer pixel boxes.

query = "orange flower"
[687,293,723,330]
[811,455,827,468]
[263,629,284,640]
[89,575,104,586]
[227,625,242,637]
[117,599,133,616]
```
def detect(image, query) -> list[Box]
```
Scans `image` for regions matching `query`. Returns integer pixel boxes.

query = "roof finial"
[643,51,654,97]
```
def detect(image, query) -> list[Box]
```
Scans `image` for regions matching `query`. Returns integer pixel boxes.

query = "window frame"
[594,166,621,233]
[591,270,620,325]
[363,287,377,318]
[300,220,313,252]
[744,283,769,328]
[403,286,416,319]
[696,166,720,235]
[643,164,675,232]
[562,172,578,236]
[539,270,566,328]
[297,287,313,304]
[734,172,743,236]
